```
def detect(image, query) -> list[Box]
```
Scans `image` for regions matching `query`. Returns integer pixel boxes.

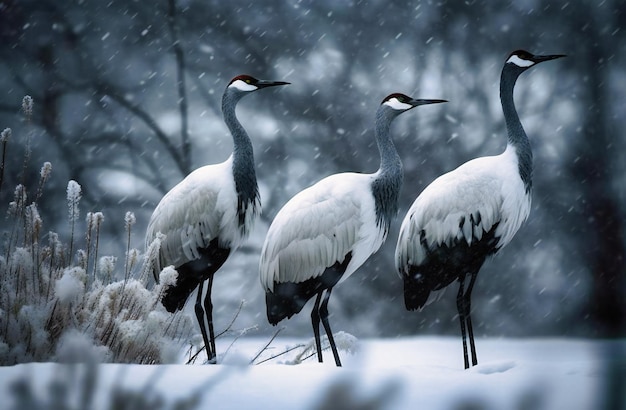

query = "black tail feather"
[403,270,431,311]
[161,241,230,313]
[266,282,318,325]
[162,275,200,313]
[266,252,352,325]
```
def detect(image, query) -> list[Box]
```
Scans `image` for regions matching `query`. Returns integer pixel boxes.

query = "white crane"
[395,50,565,369]
[146,75,289,363]
[260,93,446,366]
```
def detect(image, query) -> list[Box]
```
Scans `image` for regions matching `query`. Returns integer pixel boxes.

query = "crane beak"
[532,54,567,63]
[409,99,448,107]
[255,80,291,89]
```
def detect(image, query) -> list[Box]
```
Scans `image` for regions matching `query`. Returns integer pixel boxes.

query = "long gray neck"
[500,65,533,193]
[371,108,404,231]
[222,90,259,228]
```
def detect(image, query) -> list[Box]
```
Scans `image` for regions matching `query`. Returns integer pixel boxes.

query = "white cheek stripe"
[384,98,413,111]
[229,79,258,91]
[506,55,535,67]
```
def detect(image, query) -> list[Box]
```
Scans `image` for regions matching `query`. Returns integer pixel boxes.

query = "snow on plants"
[0,104,195,365]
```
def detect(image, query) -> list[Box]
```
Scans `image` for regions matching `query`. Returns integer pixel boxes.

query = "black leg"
[204,274,216,363]
[456,274,470,369]
[194,280,213,363]
[465,270,479,367]
[311,292,323,363]
[320,287,341,367]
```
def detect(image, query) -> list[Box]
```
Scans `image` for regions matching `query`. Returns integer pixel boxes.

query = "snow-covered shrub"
[0,112,195,364]
[55,267,87,304]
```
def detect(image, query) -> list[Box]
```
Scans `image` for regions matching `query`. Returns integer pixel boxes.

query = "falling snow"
[0,2,623,408]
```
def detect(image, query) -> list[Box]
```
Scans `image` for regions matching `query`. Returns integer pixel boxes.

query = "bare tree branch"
[167,0,191,175]
[249,327,283,365]
[94,82,186,177]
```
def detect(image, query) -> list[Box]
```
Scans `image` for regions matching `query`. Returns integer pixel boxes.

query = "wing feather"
[396,152,531,275]
[146,161,239,272]
[260,173,381,292]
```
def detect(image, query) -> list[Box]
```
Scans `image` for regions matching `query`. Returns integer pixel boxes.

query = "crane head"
[227,75,290,92]
[505,50,566,69]
[381,93,447,111]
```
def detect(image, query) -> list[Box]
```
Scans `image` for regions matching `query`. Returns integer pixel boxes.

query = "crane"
[260,93,446,366]
[395,50,565,369]
[146,74,289,363]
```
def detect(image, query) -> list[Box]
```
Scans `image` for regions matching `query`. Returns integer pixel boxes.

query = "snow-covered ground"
[1,336,623,410]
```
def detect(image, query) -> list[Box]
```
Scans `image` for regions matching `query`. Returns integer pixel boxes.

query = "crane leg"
[194,280,214,363]
[320,287,341,367]
[311,292,323,363]
[204,274,216,364]
[465,270,479,367]
[456,274,470,369]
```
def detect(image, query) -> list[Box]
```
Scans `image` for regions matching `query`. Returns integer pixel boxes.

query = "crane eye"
[245,79,251,84]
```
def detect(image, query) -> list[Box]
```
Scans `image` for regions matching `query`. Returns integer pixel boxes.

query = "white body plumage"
[396,145,531,271]
[260,93,445,367]
[146,156,260,273]
[260,171,385,292]
[144,74,287,364]
[395,50,563,370]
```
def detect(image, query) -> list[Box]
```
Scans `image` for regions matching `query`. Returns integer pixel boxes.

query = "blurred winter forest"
[0,0,624,352]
